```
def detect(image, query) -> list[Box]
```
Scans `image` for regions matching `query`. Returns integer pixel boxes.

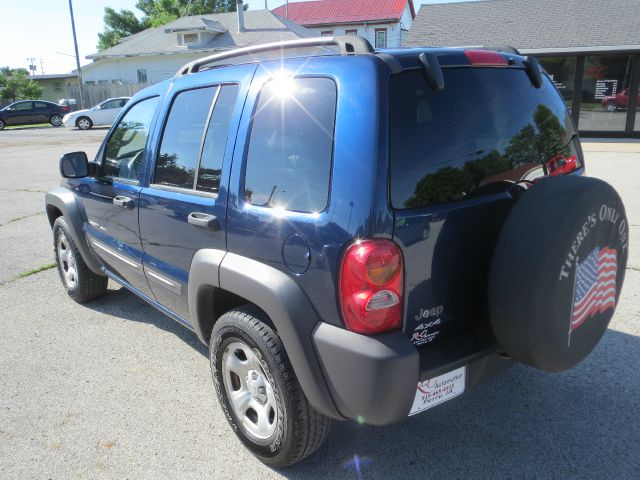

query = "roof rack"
[175,35,374,77]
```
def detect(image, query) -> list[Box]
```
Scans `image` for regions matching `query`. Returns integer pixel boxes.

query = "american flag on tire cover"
[571,246,617,331]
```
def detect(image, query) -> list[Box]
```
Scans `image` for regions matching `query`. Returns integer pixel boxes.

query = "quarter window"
[244,77,337,213]
[103,96,159,182]
[155,87,216,189]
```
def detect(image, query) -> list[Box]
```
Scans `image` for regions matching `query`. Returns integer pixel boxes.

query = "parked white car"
[62,97,130,130]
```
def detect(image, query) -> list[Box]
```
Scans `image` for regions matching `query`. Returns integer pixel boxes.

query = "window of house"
[320,30,333,37]
[103,96,159,182]
[538,56,577,111]
[197,85,239,194]
[155,87,216,189]
[579,55,633,132]
[345,29,358,36]
[244,77,337,213]
[183,33,199,45]
[375,29,387,48]
[137,69,148,83]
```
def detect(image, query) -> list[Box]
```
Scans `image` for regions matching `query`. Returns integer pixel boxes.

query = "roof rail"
[175,35,374,77]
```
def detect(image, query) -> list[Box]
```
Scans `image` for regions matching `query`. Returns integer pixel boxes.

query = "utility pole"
[286,0,289,19]
[26,57,37,74]
[68,0,85,109]
[40,58,45,75]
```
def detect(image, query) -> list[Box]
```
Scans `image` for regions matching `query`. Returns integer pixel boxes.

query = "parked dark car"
[46,36,629,467]
[0,100,69,130]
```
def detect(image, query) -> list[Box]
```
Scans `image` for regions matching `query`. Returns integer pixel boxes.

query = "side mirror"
[60,151,89,178]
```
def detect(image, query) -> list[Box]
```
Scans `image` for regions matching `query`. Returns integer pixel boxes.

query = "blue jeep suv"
[46,36,629,466]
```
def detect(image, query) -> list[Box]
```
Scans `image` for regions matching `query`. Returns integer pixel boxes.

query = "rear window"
[390,68,580,209]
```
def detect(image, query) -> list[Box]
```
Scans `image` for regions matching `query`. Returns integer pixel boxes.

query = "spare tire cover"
[489,175,629,372]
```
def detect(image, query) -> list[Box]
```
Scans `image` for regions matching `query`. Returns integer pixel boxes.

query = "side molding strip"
[89,238,141,269]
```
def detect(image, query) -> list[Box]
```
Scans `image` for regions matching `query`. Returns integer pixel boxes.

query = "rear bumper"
[312,322,512,425]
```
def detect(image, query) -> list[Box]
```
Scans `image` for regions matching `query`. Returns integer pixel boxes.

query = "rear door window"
[197,85,239,194]
[389,69,580,209]
[155,87,216,189]
[243,77,337,213]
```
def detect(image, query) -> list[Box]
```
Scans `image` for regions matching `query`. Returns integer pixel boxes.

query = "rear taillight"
[339,239,403,334]
[465,50,508,67]
[61,105,70,112]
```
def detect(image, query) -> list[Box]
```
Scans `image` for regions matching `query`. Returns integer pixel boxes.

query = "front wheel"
[76,116,92,130]
[53,216,108,302]
[210,306,330,467]
[50,114,63,127]
[0,119,5,130]
[604,102,617,112]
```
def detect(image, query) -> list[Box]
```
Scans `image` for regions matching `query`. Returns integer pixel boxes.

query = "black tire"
[489,175,628,372]
[53,216,108,303]
[50,114,63,127]
[210,306,330,467]
[0,119,5,130]
[76,116,93,130]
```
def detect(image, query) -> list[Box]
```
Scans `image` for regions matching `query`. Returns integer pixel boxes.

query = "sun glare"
[270,73,297,99]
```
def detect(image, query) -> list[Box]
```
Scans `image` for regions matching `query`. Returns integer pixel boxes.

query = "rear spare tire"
[489,175,628,372]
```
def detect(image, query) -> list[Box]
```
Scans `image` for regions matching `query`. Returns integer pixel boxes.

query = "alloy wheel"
[221,341,278,443]
[57,232,78,289]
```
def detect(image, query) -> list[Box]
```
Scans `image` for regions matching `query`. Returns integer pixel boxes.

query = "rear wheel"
[50,114,63,127]
[210,306,330,467]
[605,102,617,112]
[53,217,108,303]
[0,119,4,130]
[76,117,92,130]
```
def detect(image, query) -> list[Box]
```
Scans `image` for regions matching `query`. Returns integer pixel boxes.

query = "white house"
[82,6,313,85]
[271,0,416,48]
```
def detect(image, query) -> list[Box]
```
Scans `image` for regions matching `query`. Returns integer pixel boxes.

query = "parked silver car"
[62,97,130,130]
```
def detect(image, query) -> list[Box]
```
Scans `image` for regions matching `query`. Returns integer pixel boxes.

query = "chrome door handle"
[113,195,134,208]
[188,212,219,231]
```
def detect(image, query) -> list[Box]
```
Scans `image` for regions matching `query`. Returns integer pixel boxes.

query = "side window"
[15,102,33,110]
[244,77,337,213]
[197,85,239,194]
[103,96,159,182]
[101,100,119,109]
[154,87,216,189]
[34,102,48,108]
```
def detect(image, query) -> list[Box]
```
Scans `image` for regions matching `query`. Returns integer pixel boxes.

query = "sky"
[0,0,476,74]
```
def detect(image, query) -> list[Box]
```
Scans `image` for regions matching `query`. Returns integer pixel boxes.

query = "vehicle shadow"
[84,286,639,479]
[85,283,208,357]
[279,328,640,479]
[4,125,54,131]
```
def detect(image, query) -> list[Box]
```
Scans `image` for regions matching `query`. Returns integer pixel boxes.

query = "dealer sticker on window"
[409,366,466,416]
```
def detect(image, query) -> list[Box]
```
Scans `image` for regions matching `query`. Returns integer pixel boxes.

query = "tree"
[0,69,43,103]
[98,0,241,51]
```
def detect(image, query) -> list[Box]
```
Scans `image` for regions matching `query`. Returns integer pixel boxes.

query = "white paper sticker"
[409,366,466,416]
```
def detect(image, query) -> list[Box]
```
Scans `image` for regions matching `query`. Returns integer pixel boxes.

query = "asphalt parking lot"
[1,127,639,479]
